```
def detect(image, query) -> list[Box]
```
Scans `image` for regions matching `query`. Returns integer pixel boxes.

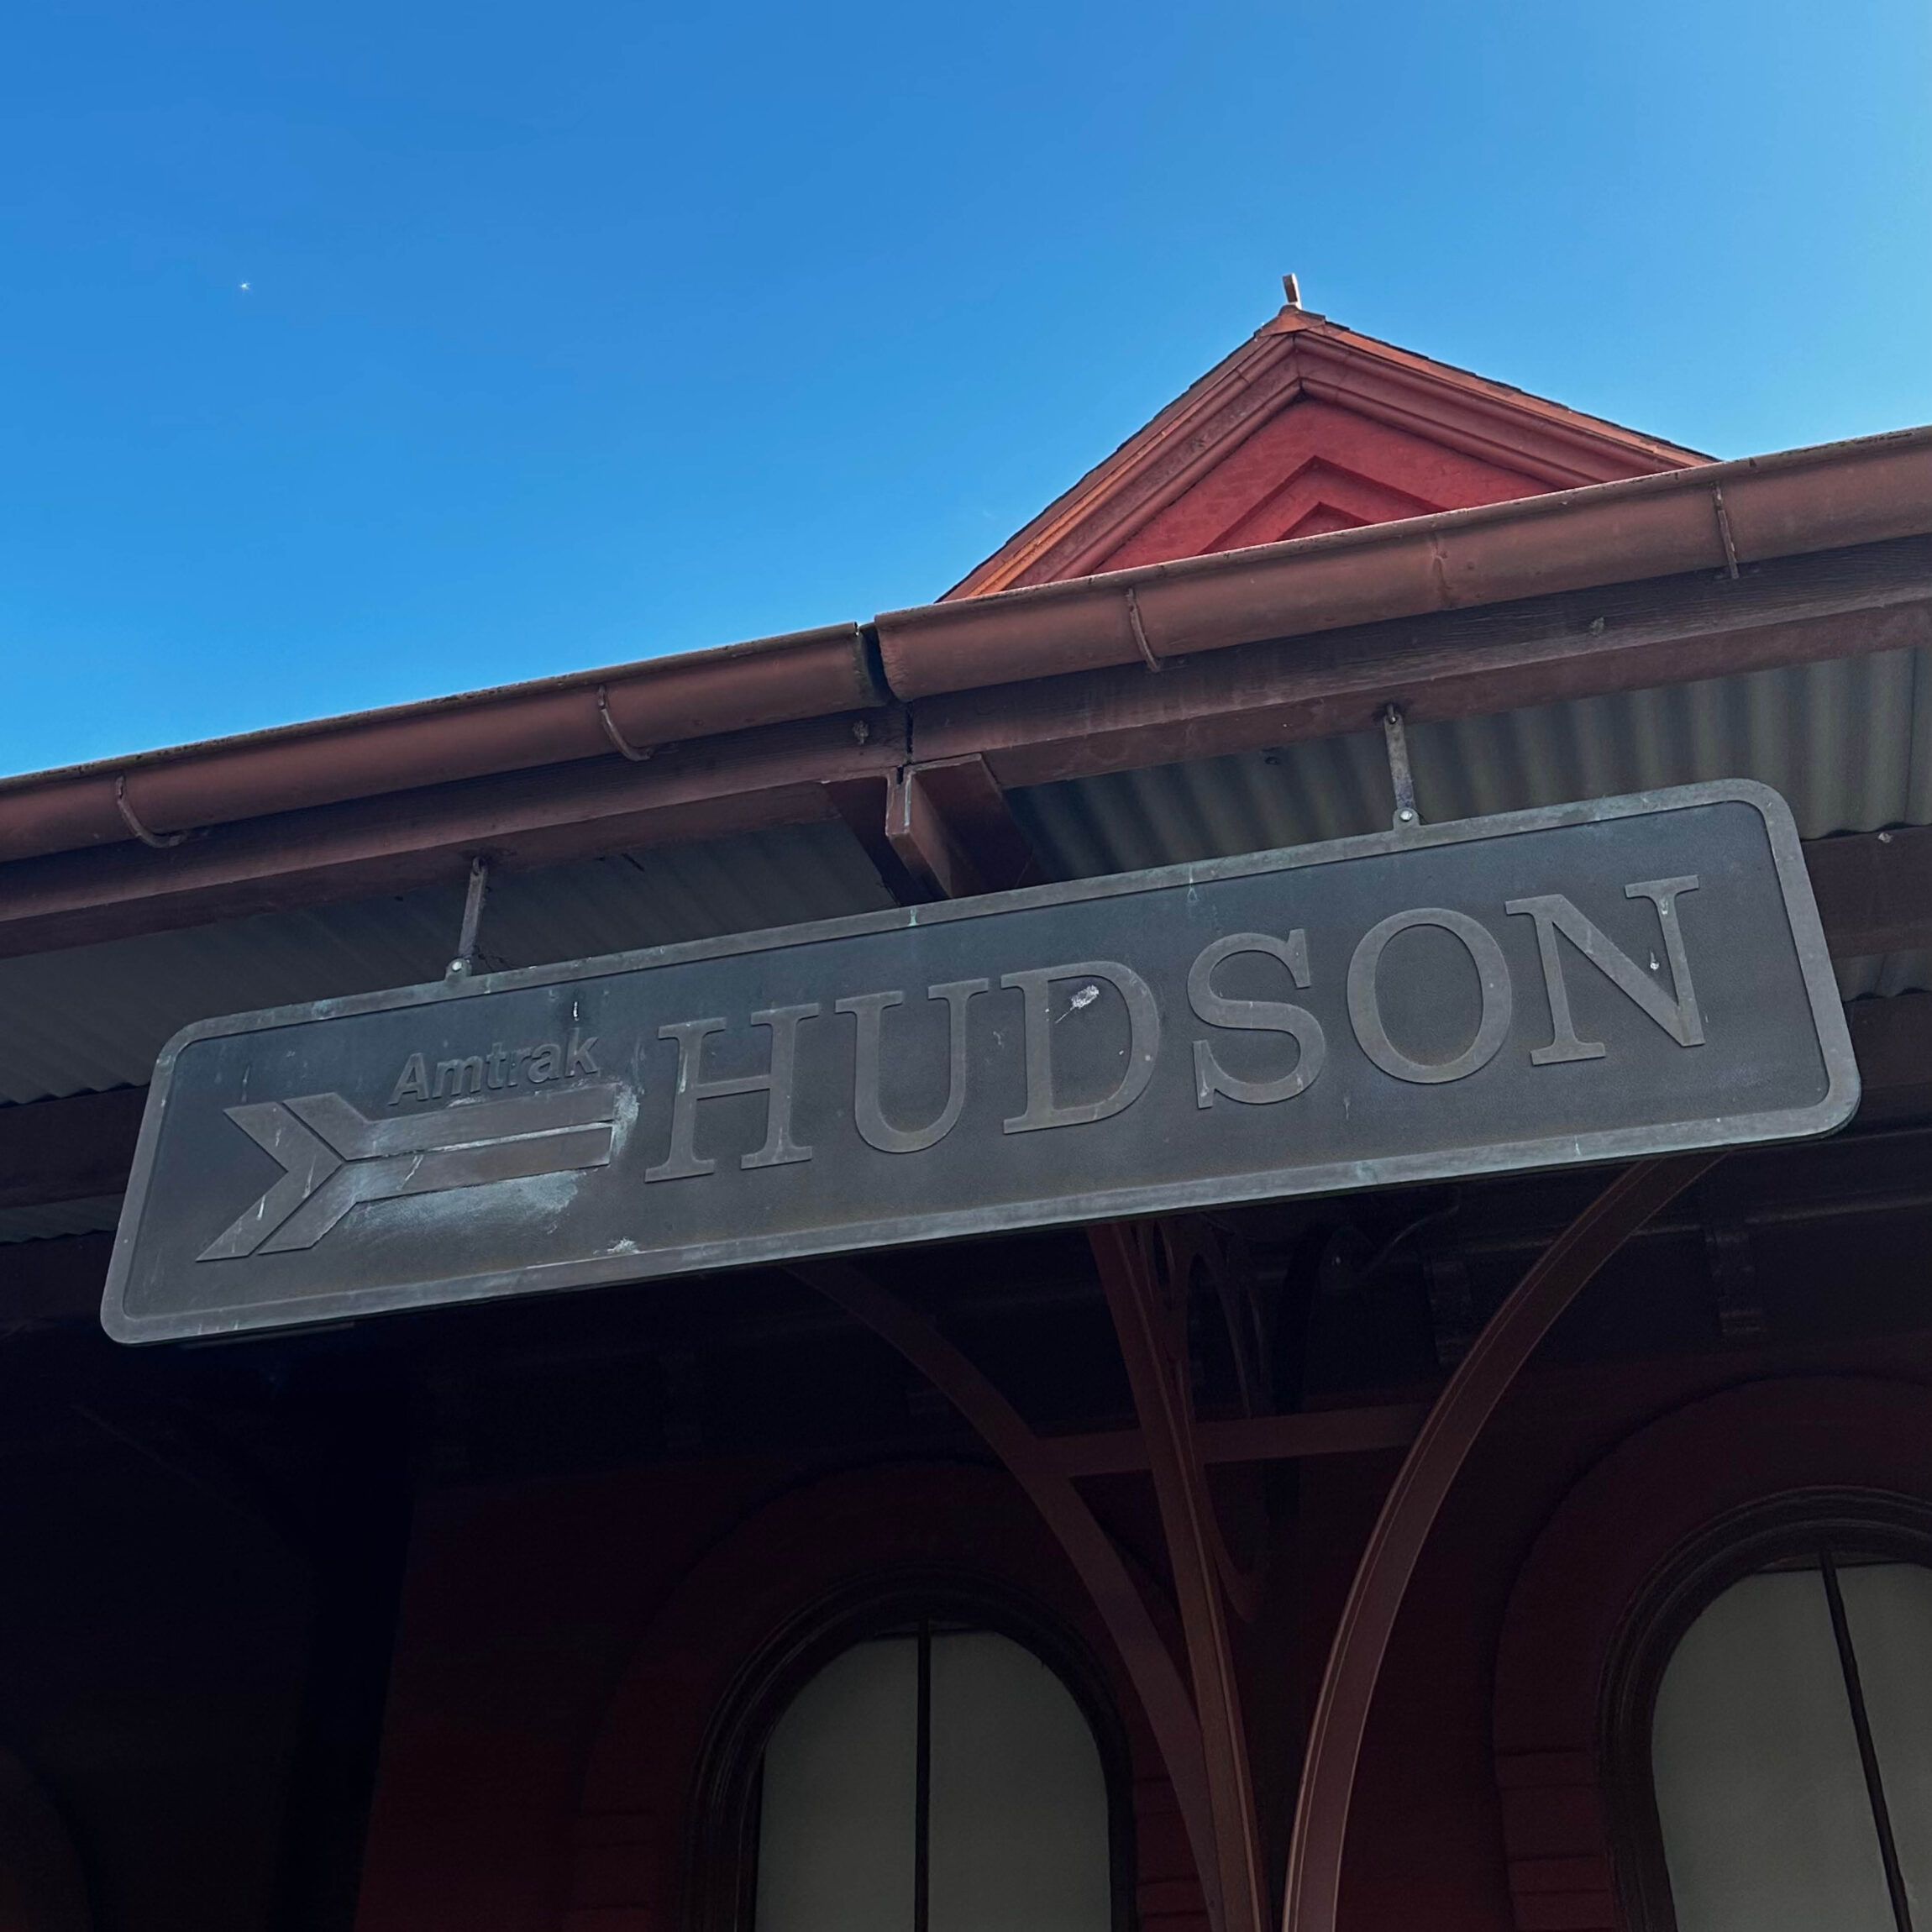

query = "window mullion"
[915,1620,932,1932]
[1820,1550,1917,1932]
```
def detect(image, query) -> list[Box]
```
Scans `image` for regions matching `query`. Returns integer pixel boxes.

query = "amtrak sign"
[102,782,1856,1342]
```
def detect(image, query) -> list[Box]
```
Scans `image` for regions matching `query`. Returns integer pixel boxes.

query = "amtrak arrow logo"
[199,1083,622,1261]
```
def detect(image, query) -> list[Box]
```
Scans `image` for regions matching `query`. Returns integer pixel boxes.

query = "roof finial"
[1281,271,1302,309]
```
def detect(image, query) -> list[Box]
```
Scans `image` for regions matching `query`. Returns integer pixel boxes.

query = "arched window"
[1605,1491,1932,1932]
[690,1577,1131,1932]
[0,1746,89,1932]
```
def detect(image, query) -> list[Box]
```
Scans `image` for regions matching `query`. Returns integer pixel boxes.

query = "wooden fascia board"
[2,538,1928,958]
[913,538,1932,785]
[0,622,883,867]
[0,711,906,960]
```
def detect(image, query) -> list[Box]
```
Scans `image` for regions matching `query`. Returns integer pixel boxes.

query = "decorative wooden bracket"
[1280,1152,1721,1932]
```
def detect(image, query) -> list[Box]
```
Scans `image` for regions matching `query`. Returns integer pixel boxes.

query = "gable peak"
[946,289,1709,599]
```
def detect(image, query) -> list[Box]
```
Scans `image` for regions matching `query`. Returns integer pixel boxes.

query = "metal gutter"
[876,426,1932,697]
[0,425,1927,872]
[0,623,884,866]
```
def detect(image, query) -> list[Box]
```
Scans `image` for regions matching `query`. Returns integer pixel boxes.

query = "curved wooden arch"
[0,1745,90,1932]
[1281,1152,1721,1932]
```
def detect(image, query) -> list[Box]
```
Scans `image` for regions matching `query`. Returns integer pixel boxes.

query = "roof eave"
[0,423,1925,885]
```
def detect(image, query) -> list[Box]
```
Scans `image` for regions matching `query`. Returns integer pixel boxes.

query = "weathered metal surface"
[0,821,891,1104]
[102,782,1854,1343]
[1012,642,1932,1001]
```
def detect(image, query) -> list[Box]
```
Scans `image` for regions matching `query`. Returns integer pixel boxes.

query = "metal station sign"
[102,781,1857,1342]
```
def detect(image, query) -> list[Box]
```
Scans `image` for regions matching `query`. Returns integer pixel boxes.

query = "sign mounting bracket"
[1381,704,1420,828]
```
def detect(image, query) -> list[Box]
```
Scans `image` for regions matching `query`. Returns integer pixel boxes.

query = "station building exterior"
[2,286,1932,1932]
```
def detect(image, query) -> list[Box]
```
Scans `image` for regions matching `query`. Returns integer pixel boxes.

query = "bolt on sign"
[102,783,1856,1343]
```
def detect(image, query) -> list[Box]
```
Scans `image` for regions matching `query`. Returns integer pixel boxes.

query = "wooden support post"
[1090,1221,1268,1932]
[790,1257,1227,1932]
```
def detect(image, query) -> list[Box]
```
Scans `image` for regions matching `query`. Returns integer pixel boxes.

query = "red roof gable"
[947,288,1709,598]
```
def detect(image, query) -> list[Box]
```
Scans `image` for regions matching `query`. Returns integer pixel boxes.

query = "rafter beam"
[1807,824,1932,959]
[885,754,1038,900]
[1051,1403,1428,1478]
[0,1087,144,1211]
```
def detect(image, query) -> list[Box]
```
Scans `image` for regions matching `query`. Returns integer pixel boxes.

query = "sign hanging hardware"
[445,855,492,981]
[1381,705,1420,828]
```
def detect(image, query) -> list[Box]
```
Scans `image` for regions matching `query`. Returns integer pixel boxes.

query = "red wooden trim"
[883,755,1037,900]
[5,532,1928,956]
[947,308,1704,598]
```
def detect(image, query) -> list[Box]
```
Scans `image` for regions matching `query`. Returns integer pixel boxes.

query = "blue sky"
[1,0,1927,777]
